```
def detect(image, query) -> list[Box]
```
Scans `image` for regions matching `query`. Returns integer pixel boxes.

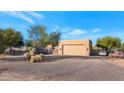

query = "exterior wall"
[58,39,92,56]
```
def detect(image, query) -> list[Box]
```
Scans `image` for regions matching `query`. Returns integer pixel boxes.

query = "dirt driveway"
[0,55,124,81]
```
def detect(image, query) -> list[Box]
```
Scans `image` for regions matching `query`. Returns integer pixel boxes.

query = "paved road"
[0,55,124,80]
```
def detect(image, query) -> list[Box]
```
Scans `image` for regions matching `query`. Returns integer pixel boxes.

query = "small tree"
[0,29,5,53]
[96,36,121,54]
[49,31,61,49]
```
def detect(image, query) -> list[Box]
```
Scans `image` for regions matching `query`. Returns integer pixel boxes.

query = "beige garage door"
[63,44,85,56]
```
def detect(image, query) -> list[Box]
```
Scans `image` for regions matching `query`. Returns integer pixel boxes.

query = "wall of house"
[58,39,92,56]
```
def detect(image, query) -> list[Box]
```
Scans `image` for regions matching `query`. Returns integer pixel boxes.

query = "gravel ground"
[0,55,124,81]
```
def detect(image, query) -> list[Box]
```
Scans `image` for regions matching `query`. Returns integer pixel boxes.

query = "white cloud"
[83,31,124,45]
[52,25,124,45]
[92,28,101,33]
[25,11,44,19]
[52,26,124,44]
[2,11,34,24]
[69,29,87,36]
[58,27,88,39]
[1,11,44,24]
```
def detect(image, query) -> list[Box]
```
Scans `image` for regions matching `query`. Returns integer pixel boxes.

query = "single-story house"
[58,39,92,56]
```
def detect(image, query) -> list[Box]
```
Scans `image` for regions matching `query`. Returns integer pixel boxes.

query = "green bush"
[120,43,124,52]
[0,28,24,54]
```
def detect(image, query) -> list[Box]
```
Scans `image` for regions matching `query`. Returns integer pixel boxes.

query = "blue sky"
[0,11,124,45]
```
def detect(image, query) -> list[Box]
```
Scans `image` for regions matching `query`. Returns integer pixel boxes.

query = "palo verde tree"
[96,36,121,54]
[28,25,49,48]
[28,25,61,49]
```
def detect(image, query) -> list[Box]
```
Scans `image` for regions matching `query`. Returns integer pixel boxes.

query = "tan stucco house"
[58,39,92,56]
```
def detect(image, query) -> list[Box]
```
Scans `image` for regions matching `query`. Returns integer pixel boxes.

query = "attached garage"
[63,44,85,56]
[58,39,92,56]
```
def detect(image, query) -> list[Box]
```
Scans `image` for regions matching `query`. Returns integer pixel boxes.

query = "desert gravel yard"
[0,55,124,81]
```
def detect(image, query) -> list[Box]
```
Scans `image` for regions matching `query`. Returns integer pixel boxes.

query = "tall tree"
[28,25,46,41]
[28,25,61,49]
[28,25,49,48]
[96,36,121,54]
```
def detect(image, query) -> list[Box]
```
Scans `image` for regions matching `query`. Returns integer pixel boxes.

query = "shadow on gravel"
[0,55,107,63]
[0,56,25,62]
[0,68,8,73]
[44,55,107,62]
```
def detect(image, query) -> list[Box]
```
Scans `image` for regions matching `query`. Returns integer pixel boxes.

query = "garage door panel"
[63,45,85,56]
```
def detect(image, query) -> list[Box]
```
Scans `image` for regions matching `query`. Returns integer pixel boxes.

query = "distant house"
[57,39,92,56]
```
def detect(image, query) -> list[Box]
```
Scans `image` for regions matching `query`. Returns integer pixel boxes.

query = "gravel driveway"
[0,55,124,81]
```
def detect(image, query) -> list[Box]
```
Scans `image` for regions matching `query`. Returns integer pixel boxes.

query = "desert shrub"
[24,46,45,63]
[24,52,31,61]
[30,54,44,63]
[29,51,35,56]
[30,56,35,63]
[38,54,45,62]
[24,50,44,63]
